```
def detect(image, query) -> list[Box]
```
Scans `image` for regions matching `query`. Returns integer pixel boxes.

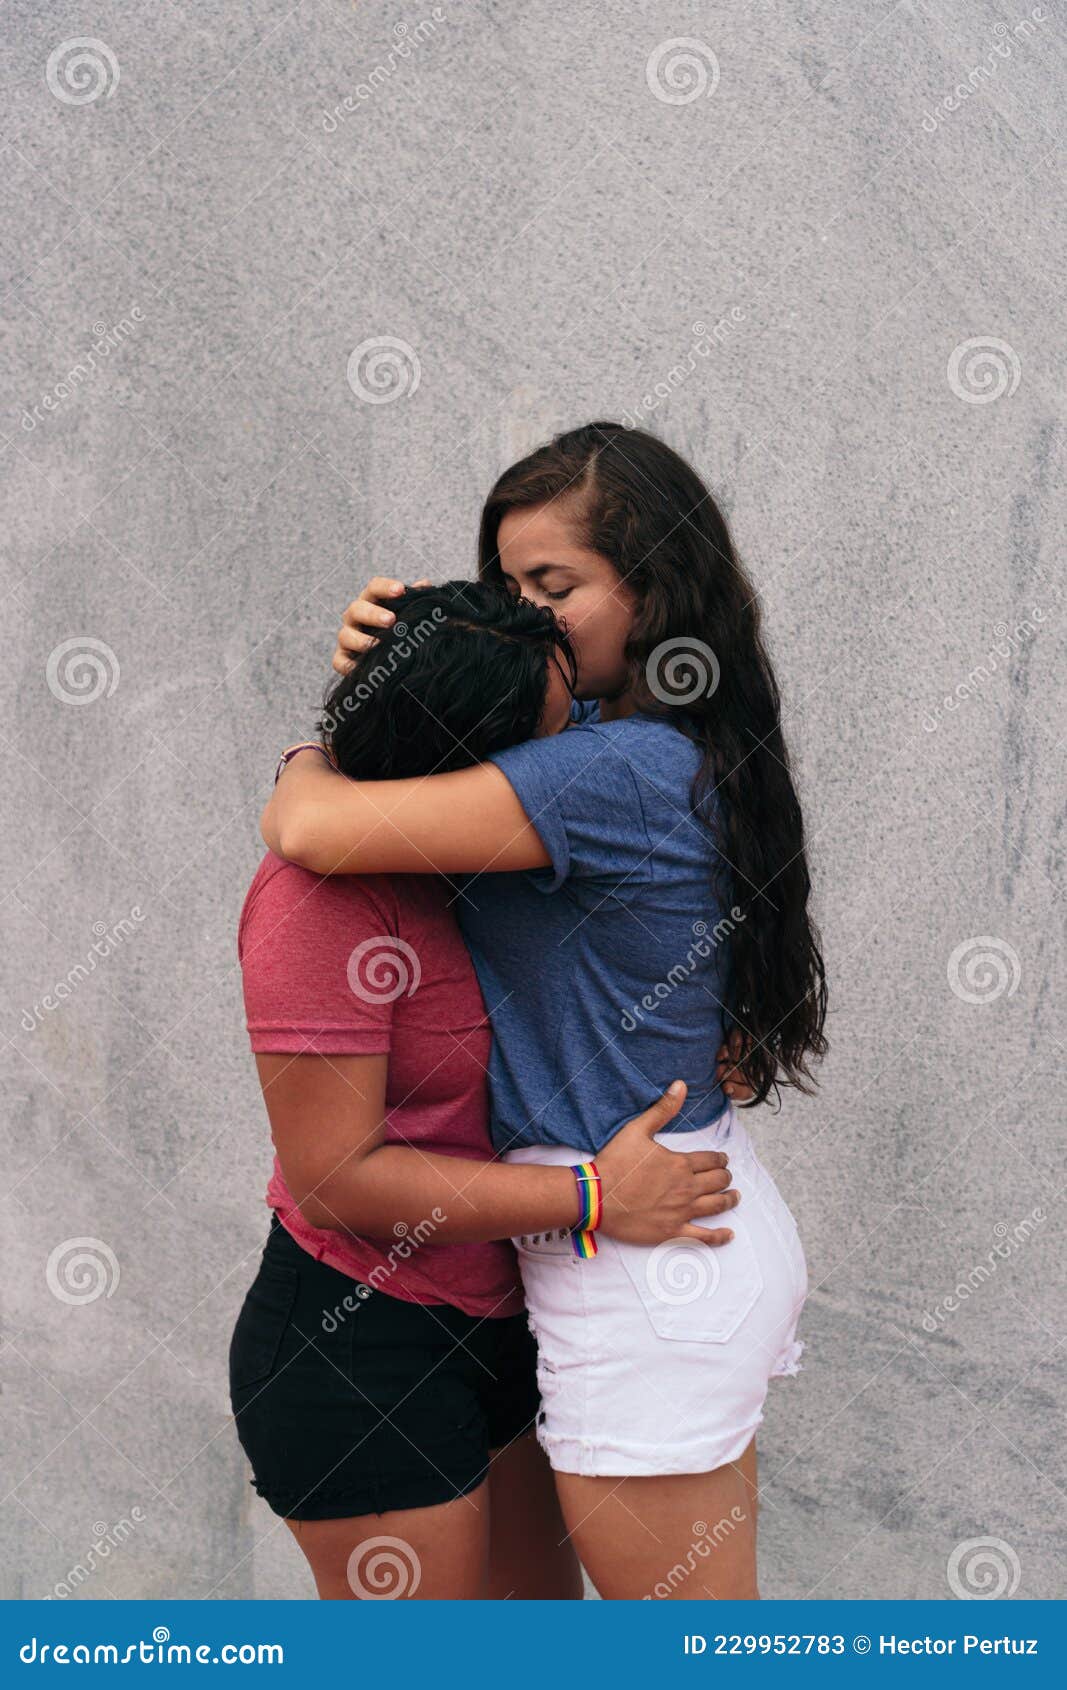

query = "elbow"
[263,801,332,873]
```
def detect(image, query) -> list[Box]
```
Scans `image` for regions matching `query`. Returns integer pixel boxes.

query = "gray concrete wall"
[2,0,1064,1600]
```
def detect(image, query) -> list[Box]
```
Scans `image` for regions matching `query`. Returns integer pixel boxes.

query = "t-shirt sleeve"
[238,858,397,1054]
[487,726,650,895]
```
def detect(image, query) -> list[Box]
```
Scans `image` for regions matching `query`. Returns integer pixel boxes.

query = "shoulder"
[238,854,399,956]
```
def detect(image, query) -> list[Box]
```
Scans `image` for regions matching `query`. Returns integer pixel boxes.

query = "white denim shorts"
[505,1104,807,1477]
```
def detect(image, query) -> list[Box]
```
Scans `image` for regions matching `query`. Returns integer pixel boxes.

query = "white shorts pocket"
[611,1225,764,1344]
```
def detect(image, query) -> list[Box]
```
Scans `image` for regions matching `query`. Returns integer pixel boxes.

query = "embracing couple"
[228,421,827,1600]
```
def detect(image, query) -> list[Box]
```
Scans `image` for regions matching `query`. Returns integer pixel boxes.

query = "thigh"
[486,1430,583,1600]
[553,1438,759,1601]
[285,1486,489,1600]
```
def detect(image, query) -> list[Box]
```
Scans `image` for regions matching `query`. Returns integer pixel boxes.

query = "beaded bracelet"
[569,1160,603,1258]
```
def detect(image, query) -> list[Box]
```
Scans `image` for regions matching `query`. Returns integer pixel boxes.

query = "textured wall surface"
[2,0,1064,1601]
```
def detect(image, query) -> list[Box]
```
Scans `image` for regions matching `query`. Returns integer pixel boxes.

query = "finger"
[690,1190,741,1218]
[331,651,355,675]
[363,577,407,603]
[679,1150,729,1173]
[634,1082,687,1136]
[676,1224,734,1246]
[411,577,432,588]
[692,1169,734,1197]
[345,601,397,633]
[337,624,375,654]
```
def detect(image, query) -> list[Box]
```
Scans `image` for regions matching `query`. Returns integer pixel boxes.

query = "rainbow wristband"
[569,1161,603,1259]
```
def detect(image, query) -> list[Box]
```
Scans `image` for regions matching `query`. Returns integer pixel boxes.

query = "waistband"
[503,1101,740,1166]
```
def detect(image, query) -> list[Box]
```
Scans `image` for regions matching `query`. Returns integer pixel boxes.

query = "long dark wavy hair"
[319,579,577,780]
[478,421,828,1105]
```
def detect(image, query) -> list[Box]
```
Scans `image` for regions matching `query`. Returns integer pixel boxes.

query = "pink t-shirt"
[237,853,523,1319]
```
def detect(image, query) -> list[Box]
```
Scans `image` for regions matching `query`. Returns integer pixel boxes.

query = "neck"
[596,692,637,723]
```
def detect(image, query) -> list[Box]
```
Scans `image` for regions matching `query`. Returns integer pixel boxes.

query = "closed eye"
[544,588,572,602]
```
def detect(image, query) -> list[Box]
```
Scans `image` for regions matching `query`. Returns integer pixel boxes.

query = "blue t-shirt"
[455,703,736,1155]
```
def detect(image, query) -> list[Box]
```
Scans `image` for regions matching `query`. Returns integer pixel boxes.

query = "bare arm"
[258,1053,738,1246]
[260,753,549,878]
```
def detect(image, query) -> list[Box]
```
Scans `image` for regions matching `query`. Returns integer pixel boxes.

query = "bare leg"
[284,1485,488,1600]
[552,1436,759,1601]
[485,1430,584,1599]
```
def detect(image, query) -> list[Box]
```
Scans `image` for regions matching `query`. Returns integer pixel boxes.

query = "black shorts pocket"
[229,1258,301,1392]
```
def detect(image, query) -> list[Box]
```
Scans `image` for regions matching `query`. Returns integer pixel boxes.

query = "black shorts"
[228,1214,541,1521]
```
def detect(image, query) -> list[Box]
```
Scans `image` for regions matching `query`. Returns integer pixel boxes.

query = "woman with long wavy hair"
[263,422,827,1599]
